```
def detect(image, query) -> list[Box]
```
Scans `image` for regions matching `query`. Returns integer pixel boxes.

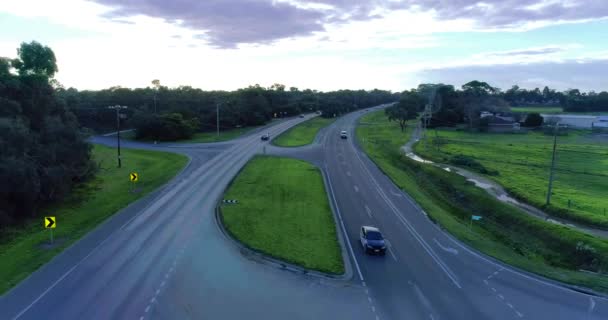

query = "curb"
[213,157,352,281]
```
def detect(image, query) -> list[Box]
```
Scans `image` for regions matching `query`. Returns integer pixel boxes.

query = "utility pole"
[216,102,220,137]
[108,105,128,168]
[545,122,559,206]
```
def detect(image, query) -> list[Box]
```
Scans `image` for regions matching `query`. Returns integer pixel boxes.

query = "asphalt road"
[3,108,607,320]
[306,107,608,319]
[1,114,375,320]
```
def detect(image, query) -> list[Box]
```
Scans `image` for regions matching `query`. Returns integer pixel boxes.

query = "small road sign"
[471,215,483,221]
[130,172,138,182]
[45,216,56,229]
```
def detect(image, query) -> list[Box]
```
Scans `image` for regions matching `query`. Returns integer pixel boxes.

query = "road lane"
[318,108,608,320]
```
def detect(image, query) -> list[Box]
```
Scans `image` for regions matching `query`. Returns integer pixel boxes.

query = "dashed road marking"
[145,306,151,313]
[516,311,523,318]
[498,294,504,300]
[354,185,359,193]
[364,205,372,218]
[346,171,351,176]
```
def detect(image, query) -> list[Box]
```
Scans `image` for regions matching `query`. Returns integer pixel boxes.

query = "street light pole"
[546,122,559,206]
[108,105,128,168]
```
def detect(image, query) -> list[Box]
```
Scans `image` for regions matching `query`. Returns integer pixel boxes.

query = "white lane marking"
[346,171,352,177]
[365,205,372,218]
[483,280,488,285]
[516,311,523,318]
[140,316,144,320]
[354,185,359,193]
[376,316,380,320]
[507,303,513,308]
[155,289,160,296]
[351,147,461,289]
[430,315,435,320]
[388,247,398,261]
[150,297,156,303]
[389,189,403,197]
[371,306,376,312]
[145,305,151,313]
[491,287,497,292]
[324,167,364,282]
[368,296,373,303]
[161,280,166,287]
[498,294,504,300]
[432,238,458,255]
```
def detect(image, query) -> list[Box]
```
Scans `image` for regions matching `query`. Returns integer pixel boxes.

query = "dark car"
[299,115,305,118]
[261,133,270,141]
[360,226,386,255]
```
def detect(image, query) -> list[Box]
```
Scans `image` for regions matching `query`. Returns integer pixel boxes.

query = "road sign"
[130,172,138,182]
[45,216,56,229]
[471,215,482,221]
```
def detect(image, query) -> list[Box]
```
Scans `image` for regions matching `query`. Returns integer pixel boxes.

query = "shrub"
[524,112,544,127]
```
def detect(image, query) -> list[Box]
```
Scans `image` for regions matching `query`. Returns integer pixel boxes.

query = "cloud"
[416,58,608,91]
[396,0,608,30]
[484,46,566,57]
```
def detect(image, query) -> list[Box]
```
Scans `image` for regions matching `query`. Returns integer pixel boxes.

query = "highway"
[1,108,607,319]
[300,107,608,319]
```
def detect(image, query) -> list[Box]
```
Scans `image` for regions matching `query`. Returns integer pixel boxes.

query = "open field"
[273,116,335,147]
[0,145,188,294]
[510,106,563,114]
[414,128,608,228]
[356,110,608,292]
[220,156,344,274]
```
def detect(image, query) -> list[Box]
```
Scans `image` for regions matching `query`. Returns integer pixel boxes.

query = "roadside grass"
[356,110,608,293]
[0,145,188,294]
[414,128,608,228]
[511,106,563,114]
[220,156,344,274]
[273,117,335,147]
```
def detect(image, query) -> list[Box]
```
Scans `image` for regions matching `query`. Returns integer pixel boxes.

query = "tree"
[386,90,423,132]
[523,112,544,127]
[12,41,58,77]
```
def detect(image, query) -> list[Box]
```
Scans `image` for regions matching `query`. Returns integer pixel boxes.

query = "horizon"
[1,0,607,92]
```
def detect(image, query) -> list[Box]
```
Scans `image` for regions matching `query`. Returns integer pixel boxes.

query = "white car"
[340,130,348,139]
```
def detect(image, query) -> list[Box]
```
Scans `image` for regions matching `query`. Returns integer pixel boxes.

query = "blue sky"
[0,0,607,92]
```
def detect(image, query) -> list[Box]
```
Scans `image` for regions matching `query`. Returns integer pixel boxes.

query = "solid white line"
[324,167,365,282]
[12,234,114,320]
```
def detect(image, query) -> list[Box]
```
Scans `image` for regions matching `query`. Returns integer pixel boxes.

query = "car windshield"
[366,231,383,240]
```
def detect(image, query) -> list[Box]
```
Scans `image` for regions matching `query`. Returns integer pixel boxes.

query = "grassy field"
[220,156,344,274]
[356,110,608,292]
[124,126,258,143]
[414,128,608,228]
[511,106,563,114]
[0,145,188,294]
[273,117,335,147]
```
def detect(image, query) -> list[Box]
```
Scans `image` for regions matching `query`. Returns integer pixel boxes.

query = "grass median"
[220,156,344,274]
[273,117,335,147]
[356,110,608,292]
[0,145,188,294]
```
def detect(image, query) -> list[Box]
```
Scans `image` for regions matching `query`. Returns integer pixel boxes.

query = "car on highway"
[340,130,348,139]
[261,133,270,141]
[360,226,386,255]
[299,114,305,118]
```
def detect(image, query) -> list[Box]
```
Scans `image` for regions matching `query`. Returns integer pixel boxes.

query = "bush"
[523,112,543,127]
[134,112,199,141]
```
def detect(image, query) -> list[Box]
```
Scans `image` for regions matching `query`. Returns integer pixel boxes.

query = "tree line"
[386,81,608,132]
[1,42,94,228]
[58,83,398,140]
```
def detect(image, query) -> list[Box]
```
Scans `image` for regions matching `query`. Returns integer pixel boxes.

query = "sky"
[0,0,607,92]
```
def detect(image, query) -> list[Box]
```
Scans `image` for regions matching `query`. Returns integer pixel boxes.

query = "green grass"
[357,110,608,292]
[414,128,608,228]
[511,106,563,114]
[273,117,335,147]
[220,156,344,274]
[0,145,188,294]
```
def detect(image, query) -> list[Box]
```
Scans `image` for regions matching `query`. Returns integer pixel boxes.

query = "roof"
[362,226,380,232]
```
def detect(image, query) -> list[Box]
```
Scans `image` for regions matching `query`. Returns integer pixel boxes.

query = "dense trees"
[59,84,397,138]
[523,113,544,127]
[1,42,93,227]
